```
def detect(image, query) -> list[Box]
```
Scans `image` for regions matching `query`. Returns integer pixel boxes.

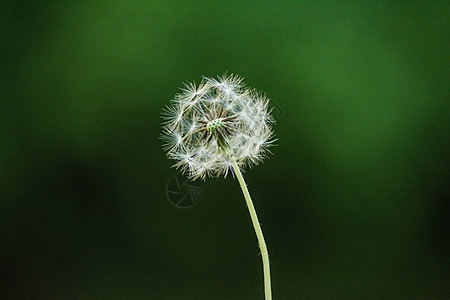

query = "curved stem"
[231,161,272,300]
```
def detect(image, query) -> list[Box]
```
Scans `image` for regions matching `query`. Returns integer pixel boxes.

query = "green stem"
[231,160,272,300]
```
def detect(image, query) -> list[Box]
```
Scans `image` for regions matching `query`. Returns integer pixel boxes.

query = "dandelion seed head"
[161,73,276,180]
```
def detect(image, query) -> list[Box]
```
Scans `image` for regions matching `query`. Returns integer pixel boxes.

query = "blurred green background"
[2,1,449,299]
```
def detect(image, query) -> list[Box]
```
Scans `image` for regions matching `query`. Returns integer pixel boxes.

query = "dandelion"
[161,73,275,299]
[162,74,275,179]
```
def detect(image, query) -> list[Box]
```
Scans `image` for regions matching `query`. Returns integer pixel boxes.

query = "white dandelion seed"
[161,73,275,180]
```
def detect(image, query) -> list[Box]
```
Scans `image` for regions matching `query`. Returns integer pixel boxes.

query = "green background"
[2,1,449,299]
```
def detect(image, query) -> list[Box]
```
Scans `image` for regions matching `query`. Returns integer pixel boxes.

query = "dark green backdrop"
[2,1,449,299]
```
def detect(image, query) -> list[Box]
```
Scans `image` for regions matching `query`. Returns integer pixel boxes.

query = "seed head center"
[206,118,225,132]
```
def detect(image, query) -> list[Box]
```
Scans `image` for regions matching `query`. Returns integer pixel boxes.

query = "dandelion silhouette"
[161,73,275,299]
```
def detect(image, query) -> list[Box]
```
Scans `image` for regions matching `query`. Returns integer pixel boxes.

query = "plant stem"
[231,160,272,300]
